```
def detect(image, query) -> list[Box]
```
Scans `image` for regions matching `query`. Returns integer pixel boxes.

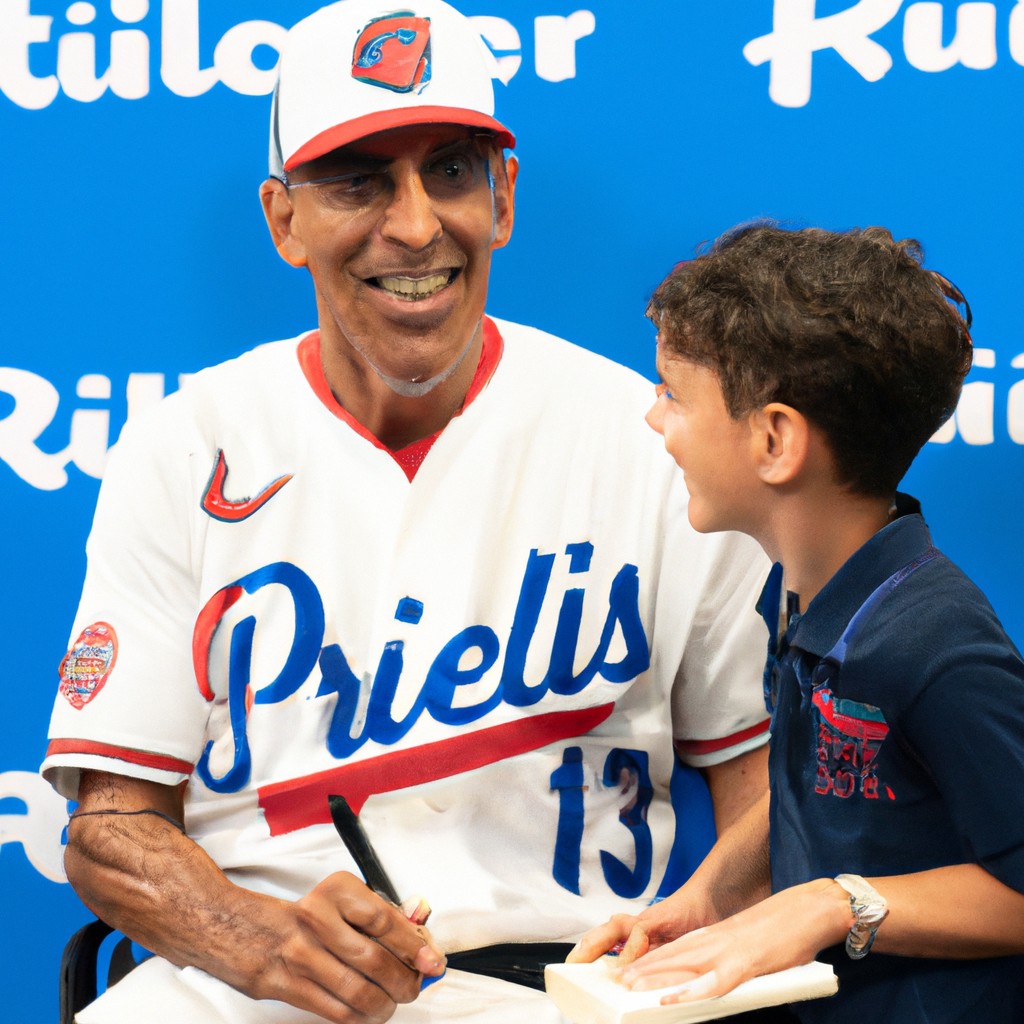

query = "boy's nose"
[645,397,666,435]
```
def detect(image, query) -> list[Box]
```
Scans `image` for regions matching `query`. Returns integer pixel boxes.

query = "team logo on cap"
[59,622,118,709]
[352,12,431,94]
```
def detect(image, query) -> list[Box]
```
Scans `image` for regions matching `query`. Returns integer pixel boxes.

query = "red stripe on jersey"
[258,702,614,835]
[192,585,245,701]
[45,738,194,776]
[674,718,771,757]
[296,318,504,482]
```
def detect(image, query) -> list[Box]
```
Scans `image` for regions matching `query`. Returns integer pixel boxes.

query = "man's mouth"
[370,268,460,301]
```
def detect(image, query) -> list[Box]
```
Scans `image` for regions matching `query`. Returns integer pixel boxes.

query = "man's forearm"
[630,788,771,950]
[675,788,771,925]
[65,801,284,989]
[701,742,769,836]
[66,771,443,1024]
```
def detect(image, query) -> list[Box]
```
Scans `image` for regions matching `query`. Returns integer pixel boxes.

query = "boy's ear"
[748,402,811,485]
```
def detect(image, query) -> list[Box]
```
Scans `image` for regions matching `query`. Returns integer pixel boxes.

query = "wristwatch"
[834,874,889,959]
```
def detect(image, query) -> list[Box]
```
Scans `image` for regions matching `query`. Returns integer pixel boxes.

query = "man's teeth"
[378,273,451,300]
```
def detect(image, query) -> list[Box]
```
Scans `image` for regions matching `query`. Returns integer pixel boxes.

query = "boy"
[568,224,1024,1022]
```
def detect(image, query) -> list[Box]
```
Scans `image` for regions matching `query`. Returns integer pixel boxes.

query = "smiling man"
[41,2,773,1023]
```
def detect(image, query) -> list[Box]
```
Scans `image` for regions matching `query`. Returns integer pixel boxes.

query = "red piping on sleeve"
[674,718,771,756]
[45,738,194,776]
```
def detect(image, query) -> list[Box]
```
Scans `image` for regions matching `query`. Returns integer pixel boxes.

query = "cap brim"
[284,105,516,170]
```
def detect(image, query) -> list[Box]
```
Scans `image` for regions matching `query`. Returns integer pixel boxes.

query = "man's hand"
[240,872,445,1021]
[565,884,715,968]
[567,789,772,968]
[65,771,445,1024]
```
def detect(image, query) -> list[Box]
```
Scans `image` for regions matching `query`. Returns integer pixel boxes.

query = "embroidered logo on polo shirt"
[59,622,118,709]
[812,687,893,800]
[352,13,431,93]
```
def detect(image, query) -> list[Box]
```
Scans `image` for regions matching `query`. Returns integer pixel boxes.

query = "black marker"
[327,793,402,906]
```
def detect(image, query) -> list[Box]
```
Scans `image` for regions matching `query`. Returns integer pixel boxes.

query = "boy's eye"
[655,382,673,400]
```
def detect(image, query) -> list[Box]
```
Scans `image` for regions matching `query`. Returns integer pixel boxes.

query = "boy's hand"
[614,880,852,1003]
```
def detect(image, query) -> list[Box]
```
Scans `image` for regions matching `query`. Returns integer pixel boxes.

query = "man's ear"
[259,178,307,268]
[748,402,811,486]
[490,153,517,250]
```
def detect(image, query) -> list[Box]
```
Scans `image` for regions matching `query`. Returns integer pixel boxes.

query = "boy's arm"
[613,865,1024,1003]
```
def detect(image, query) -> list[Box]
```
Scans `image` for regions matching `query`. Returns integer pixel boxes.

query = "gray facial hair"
[360,321,479,398]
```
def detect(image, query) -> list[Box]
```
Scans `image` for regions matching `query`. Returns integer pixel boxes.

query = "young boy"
[568,224,1024,1022]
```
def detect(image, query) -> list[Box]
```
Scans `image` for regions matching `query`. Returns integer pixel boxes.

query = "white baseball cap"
[270,0,516,177]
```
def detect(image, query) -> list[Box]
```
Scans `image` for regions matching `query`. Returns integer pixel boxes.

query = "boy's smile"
[646,346,757,535]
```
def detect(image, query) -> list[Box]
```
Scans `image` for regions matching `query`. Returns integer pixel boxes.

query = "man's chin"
[346,317,482,389]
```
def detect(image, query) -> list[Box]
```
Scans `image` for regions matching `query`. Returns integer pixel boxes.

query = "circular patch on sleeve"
[59,622,118,709]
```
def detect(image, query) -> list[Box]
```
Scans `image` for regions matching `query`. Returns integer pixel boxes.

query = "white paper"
[544,958,838,1024]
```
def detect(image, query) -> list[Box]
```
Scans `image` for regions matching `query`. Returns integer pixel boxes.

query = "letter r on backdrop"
[744,0,903,108]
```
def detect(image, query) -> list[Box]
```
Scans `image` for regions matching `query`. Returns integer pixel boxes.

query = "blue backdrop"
[3,1,1023,1019]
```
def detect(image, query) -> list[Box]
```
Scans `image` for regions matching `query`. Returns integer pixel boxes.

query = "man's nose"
[380,166,443,251]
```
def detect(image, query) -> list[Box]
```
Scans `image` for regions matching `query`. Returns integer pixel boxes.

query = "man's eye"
[431,155,472,182]
[324,172,373,192]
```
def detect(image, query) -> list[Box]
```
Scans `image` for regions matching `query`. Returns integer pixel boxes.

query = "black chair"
[60,919,147,1024]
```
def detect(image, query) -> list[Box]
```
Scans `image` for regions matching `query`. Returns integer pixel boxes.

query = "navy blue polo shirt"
[762,510,1024,1024]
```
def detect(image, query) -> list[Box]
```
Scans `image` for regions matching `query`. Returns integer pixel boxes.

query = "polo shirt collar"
[787,510,934,658]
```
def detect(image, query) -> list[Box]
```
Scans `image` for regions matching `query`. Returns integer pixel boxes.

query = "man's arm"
[65,771,445,1024]
[702,742,768,835]
[568,788,771,965]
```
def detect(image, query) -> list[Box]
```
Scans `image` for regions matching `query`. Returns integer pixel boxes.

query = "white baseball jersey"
[44,317,771,1024]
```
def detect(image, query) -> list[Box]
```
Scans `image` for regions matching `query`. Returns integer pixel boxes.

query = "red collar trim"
[296,317,504,480]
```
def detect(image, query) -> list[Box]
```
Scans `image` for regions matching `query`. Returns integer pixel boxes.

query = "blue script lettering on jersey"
[197,546,651,792]
[197,561,326,792]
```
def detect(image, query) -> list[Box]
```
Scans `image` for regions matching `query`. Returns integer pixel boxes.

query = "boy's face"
[647,346,759,534]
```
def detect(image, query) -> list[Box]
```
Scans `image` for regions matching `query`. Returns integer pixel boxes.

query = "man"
[42,2,772,1022]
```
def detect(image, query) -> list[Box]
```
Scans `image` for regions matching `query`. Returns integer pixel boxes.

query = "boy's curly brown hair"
[648,223,974,498]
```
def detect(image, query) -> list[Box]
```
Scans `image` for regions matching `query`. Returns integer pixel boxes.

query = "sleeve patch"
[58,622,118,709]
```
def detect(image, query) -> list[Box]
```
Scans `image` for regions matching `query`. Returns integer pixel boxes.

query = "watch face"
[836,876,889,960]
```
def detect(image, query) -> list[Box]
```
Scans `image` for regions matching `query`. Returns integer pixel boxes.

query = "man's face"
[263,124,514,384]
[646,346,758,534]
